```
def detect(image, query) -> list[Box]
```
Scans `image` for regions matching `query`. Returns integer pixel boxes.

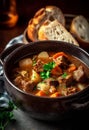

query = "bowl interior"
[5,40,89,65]
[4,40,89,90]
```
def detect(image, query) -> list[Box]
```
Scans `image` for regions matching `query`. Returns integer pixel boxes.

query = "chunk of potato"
[37,82,50,93]
[38,51,49,62]
[77,83,85,90]
[31,70,41,83]
[19,58,32,71]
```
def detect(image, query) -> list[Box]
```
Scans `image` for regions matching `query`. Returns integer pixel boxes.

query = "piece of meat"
[50,80,59,87]
[14,76,35,92]
[14,76,23,86]
[57,73,73,87]
[33,59,44,73]
[54,55,70,70]
[22,81,35,92]
[67,87,78,95]
[43,78,59,93]
[73,65,86,82]
[44,78,59,87]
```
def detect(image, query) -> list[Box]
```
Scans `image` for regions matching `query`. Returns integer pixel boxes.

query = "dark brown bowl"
[1,40,89,121]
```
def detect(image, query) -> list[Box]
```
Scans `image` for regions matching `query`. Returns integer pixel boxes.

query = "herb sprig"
[0,101,17,130]
[40,62,55,79]
[62,72,68,78]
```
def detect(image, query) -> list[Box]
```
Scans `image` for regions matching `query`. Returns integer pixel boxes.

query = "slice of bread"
[70,15,89,43]
[38,20,79,46]
[27,5,65,41]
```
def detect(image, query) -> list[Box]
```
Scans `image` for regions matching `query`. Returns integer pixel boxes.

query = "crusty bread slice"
[70,15,89,43]
[38,20,79,46]
[27,5,65,41]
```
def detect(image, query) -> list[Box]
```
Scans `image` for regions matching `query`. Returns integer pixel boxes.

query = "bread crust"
[38,20,79,46]
[27,5,65,41]
[70,15,89,49]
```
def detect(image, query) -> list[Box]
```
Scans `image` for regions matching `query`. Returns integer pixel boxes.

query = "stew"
[12,51,89,97]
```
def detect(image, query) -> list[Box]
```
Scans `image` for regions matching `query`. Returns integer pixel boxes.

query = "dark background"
[0,1,89,129]
[16,0,89,23]
[0,0,89,53]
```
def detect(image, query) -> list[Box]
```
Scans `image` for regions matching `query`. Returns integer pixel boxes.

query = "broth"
[12,51,89,97]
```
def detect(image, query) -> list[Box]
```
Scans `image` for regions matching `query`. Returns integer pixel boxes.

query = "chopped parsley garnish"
[40,71,50,79]
[40,62,55,79]
[43,62,55,71]
[62,72,68,78]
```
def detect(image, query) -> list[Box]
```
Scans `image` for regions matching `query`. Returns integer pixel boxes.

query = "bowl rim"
[3,40,89,100]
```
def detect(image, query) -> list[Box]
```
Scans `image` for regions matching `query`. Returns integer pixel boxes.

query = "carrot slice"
[36,90,46,96]
[53,52,68,59]
[68,64,76,72]
[50,92,61,97]
[51,66,62,75]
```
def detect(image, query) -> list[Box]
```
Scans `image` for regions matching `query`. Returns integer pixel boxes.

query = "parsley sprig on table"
[0,101,17,130]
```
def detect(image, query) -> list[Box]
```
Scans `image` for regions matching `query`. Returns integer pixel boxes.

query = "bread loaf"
[27,5,65,41]
[70,15,89,43]
[38,20,79,46]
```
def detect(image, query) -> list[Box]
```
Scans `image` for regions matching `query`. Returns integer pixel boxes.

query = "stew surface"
[12,51,89,97]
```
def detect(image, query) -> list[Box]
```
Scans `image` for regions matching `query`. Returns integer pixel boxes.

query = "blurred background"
[16,0,89,24]
[0,0,88,28]
[0,0,89,53]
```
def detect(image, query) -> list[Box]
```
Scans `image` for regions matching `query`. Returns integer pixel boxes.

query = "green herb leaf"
[40,71,50,79]
[40,62,55,79]
[43,62,55,71]
[62,72,68,78]
[0,101,17,130]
